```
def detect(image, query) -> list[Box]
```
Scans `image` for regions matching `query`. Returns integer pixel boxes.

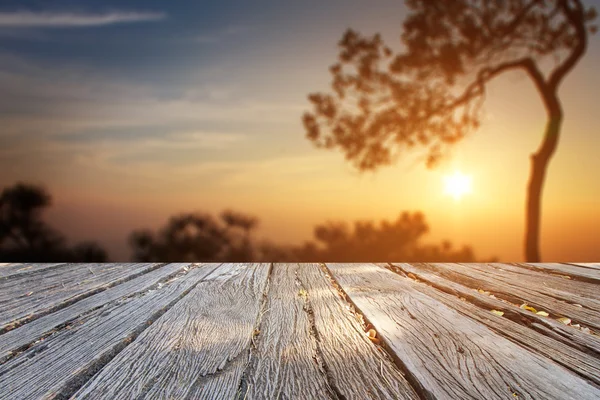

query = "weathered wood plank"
[396,263,600,355]
[327,263,600,400]
[389,263,600,385]
[481,263,600,303]
[0,263,162,332]
[71,263,270,400]
[452,262,600,315]
[0,263,198,361]
[0,263,67,279]
[242,263,419,400]
[298,263,420,400]
[423,263,600,331]
[0,264,218,400]
[569,263,600,271]
[244,263,335,399]
[519,263,600,284]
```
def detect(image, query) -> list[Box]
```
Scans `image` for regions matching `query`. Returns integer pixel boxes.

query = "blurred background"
[1,0,598,262]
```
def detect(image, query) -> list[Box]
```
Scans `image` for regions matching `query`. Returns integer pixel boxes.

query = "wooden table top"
[0,262,598,399]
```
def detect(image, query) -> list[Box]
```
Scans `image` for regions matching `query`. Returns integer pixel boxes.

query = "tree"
[0,182,109,262]
[129,210,260,262]
[303,0,597,262]
[292,211,490,262]
[70,241,110,263]
[220,210,259,261]
[130,209,490,262]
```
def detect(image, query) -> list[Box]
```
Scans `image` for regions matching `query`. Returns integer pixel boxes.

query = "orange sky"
[1,1,599,261]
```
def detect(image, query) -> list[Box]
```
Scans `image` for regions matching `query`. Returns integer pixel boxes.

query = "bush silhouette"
[130,210,494,262]
[0,182,109,262]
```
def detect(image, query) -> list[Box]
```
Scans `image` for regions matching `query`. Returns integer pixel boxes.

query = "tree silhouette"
[129,211,260,262]
[71,242,111,263]
[130,210,490,262]
[303,1,597,262]
[0,182,109,262]
[220,210,259,261]
[292,212,489,262]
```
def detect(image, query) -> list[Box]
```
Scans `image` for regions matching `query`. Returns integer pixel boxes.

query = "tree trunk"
[525,115,562,262]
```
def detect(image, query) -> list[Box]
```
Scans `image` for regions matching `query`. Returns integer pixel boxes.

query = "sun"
[444,171,472,200]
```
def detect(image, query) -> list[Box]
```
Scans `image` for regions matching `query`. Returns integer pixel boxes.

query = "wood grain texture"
[569,263,600,271]
[394,263,600,355]
[0,264,217,400]
[243,263,419,400]
[389,263,600,385]
[482,263,600,303]
[71,263,270,400]
[0,263,162,331]
[327,263,600,400]
[297,263,419,400]
[519,263,600,284]
[424,263,600,331]
[0,263,67,279]
[0,263,197,361]
[243,262,335,399]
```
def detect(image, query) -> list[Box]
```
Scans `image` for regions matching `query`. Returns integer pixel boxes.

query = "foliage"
[0,182,493,263]
[129,210,261,262]
[291,211,489,262]
[304,0,596,169]
[303,0,596,261]
[130,210,493,263]
[0,183,109,262]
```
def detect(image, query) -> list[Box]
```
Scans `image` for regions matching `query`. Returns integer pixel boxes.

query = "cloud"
[194,25,250,44]
[63,131,246,153]
[0,52,304,132]
[0,52,310,188]
[0,10,166,28]
[161,131,245,148]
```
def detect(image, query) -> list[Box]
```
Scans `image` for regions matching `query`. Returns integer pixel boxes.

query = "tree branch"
[443,58,535,112]
[446,56,564,119]
[500,0,541,36]
[548,0,588,89]
[519,58,563,117]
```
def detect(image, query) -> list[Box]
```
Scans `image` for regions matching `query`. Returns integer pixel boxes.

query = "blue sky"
[0,1,404,91]
[0,1,408,171]
[1,1,599,261]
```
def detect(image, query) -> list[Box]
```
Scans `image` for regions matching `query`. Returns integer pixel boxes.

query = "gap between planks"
[239,263,421,400]
[516,263,600,285]
[383,262,600,387]
[70,263,271,400]
[409,263,600,333]
[70,264,423,400]
[325,263,600,400]
[391,262,600,354]
[0,263,168,334]
[0,263,221,400]
[0,263,202,363]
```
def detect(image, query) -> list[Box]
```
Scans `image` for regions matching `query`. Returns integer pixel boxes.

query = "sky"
[1,0,599,261]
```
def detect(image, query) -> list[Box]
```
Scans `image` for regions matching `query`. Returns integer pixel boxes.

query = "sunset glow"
[444,172,472,201]
[1,1,599,262]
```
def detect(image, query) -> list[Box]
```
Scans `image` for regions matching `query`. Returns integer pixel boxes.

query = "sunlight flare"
[444,171,472,200]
